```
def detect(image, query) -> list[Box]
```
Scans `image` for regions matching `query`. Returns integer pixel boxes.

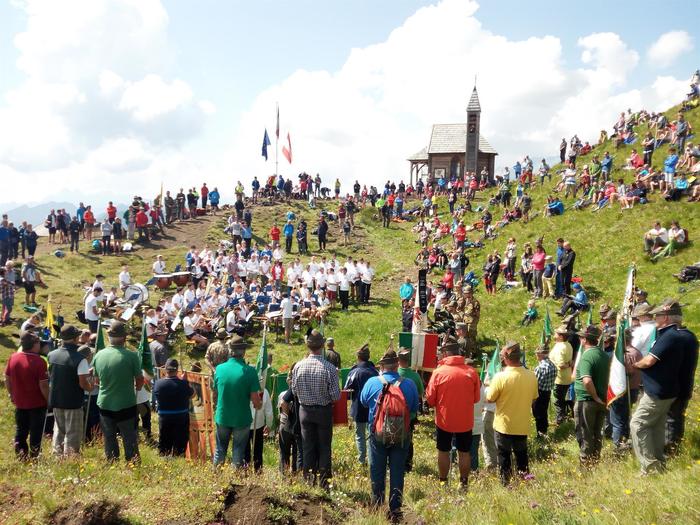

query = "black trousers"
[495,431,529,486]
[339,290,349,310]
[15,407,46,458]
[318,236,326,250]
[70,233,79,252]
[554,383,573,424]
[285,236,293,252]
[245,426,265,471]
[279,429,302,473]
[158,414,189,456]
[299,404,333,488]
[532,390,551,435]
[136,401,152,437]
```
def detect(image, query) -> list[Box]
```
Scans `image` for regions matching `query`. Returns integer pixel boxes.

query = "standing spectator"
[0,267,15,326]
[106,201,117,224]
[0,219,9,265]
[201,183,209,209]
[549,326,574,424]
[149,330,169,368]
[209,187,220,212]
[631,300,697,473]
[425,340,481,488]
[486,342,539,486]
[8,222,19,260]
[153,358,193,456]
[68,216,80,253]
[21,256,39,306]
[83,206,95,241]
[47,325,92,456]
[397,348,424,472]
[5,332,49,458]
[84,287,101,334]
[100,219,112,256]
[245,387,273,472]
[283,220,294,253]
[213,338,261,467]
[91,321,144,462]
[531,245,546,298]
[558,241,576,295]
[360,350,419,521]
[135,208,149,242]
[324,337,342,369]
[573,325,609,465]
[344,344,379,465]
[289,330,341,489]
[24,225,38,258]
[532,346,556,436]
[610,328,643,450]
[317,216,328,251]
[280,293,293,344]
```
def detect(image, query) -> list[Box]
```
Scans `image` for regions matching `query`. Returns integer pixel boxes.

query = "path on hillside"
[33,214,223,258]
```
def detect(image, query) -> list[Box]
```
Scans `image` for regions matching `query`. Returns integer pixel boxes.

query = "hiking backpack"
[372,376,410,447]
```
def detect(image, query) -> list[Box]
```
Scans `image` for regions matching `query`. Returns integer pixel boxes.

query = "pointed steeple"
[467,85,481,113]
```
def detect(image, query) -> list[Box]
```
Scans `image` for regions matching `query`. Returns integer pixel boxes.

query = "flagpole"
[275,102,279,178]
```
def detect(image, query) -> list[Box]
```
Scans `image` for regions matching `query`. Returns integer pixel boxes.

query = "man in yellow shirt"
[486,342,539,486]
[549,326,574,425]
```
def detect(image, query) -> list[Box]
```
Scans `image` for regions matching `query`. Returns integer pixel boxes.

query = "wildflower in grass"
[624,489,632,495]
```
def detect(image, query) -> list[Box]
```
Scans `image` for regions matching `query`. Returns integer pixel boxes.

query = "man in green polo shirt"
[92,321,144,462]
[573,325,610,465]
[213,336,261,467]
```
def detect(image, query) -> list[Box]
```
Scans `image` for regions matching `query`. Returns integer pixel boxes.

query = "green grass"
[0,102,699,524]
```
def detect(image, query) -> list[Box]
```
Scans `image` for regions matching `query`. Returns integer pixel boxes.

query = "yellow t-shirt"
[486,366,538,436]
[549,341,574,385]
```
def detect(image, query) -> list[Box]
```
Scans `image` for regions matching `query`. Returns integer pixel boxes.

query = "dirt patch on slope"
[215,484,338,525]
[49,499,128,525]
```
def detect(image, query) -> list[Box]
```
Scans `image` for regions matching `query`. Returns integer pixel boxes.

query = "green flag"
[255,329,269,389]
[95,319,106,351]
[138,319,154,376]
[486,340,502,379]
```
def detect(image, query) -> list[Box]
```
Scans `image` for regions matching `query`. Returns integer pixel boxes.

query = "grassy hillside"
[0,101,699,524]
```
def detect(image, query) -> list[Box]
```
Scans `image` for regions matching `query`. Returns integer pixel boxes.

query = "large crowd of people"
[1,71,699,523]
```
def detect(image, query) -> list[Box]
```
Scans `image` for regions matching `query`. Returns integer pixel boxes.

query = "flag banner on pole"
[486,340,502,380]
[282,132,292,163]
[399,332,438,369]
[275,104,280,139]
[418,269,428,313]
[256,329,269,390]
[95,319,105,351]
[607,315,629,405]
[45,299,57,339]
[262,129,271,160]
[138,319,154,376]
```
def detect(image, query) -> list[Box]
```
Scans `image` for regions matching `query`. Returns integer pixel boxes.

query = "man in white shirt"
[281,293,294,344]
[302,267,314,290]
[84,287,101,333]
[631,303,656,356]
[286,267,297,292]
[119,265,131,292]
[644,222,668,253]
[360,262,375,304]
[153,255,167,275]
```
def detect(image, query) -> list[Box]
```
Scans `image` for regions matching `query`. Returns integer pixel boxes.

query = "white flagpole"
[275,103,279,178]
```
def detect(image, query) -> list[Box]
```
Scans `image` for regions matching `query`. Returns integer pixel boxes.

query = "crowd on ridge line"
[4,292,697,522]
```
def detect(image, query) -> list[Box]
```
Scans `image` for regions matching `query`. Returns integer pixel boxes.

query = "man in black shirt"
[153,359,193,456]
[630,299,697,473]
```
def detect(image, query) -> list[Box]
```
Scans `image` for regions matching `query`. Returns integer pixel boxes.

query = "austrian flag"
[282,132,292,164]
[399,332,438,369]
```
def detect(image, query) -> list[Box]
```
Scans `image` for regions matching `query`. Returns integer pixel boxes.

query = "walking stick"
[83,387,93,444]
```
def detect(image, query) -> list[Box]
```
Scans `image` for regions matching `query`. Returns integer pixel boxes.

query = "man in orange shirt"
[269,223,281,249]
[425,339,481,488]
[106,202,117,224]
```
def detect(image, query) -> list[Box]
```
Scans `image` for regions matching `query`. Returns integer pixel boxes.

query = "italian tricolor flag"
[607,315,628,405]
[399,332,439,369]
[607,266,635,405]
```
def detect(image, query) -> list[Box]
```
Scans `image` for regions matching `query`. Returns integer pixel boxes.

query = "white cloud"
[0,0,211,205]
[0,0,693,210]
[648,30,694,68]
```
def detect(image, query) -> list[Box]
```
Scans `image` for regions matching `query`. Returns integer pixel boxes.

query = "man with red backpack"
[360,350,419,523]
[426,339,481,488]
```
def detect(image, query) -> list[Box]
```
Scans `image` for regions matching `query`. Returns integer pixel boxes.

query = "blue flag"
[262,129,271,160]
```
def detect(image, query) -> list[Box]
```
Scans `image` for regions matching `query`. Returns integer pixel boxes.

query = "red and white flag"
[282,132,292,164]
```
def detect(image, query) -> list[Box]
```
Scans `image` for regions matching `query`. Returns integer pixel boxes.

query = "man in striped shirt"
[289,330,340,489]
[533,346,557,436]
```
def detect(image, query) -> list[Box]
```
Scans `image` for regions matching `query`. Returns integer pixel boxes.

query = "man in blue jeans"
[361,350,419,522]
[91,321,144,462]
[344,344,378,465]
[213,338,261,466]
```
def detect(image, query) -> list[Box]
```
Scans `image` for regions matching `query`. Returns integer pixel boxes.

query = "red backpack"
[372,376,410,447]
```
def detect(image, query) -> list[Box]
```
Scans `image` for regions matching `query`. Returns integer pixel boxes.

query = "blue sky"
[0,0,696,207]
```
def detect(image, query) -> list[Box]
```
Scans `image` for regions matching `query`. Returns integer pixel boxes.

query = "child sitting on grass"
[520,299,538,326]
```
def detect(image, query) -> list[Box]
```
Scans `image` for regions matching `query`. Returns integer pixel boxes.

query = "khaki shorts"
[283,317,293,330]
